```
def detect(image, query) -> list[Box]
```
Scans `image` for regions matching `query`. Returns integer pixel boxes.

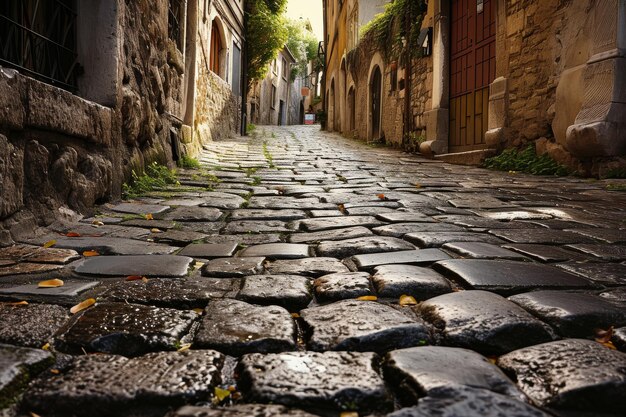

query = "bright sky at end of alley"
[286,0,324,41]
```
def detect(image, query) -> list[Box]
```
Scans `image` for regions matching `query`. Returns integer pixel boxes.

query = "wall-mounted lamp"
[417,27,433,57]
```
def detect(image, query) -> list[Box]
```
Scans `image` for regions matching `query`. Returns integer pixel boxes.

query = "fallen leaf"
[194,261,205,269]
[177,343,192,352]
[227,385,237,392]
[66,232,81,237]
[70,298,96,314]
[291,313,300,318]
[125,275,144,281]
[193,308,204,314]
[600,341,617,350]
[508,170,518,175]
[38,279,64,288]
[487,355,498,365]
[414,182,421,188]
[141,277,149,283]
[43,240,56,248]
[144,213,154,220]
[151,228,162,233]
[356,295,377,301]
[30,413,42,417]
[82,250,99,257]
[41,343,50,350]
[50,369,60,374]
[595,326,614,343]
[338,204,348,214]
[92,220,104,227]
[377,193,387,200]
[340,412,359,417]
[5,301,28,306]
[399,295,418,306]
[214,387,231,402]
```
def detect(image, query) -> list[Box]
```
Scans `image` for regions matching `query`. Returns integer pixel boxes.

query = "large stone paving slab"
[0,244,80,264]
[508,291,626,337]
[201,257,265,277]
[237,351,392,412]
[169,404,321,417]
[419,290,555,355]
[442,242,529,260]
[568,228,626,243]
[488,229,597,244]
[178,242,238,259]
[238,275,312,310]
[265,257,349,276]
[74,255,193,277]
[0,281,100,305]
[376,211,435,223]
[25,236,178,256]
[0,344,54,409]
[0,303,69,348]
[388,386,551,417]
[238,243,311,259]
[161,206,223,222]
[229,209,307,221]
[223,220,291,234]
[556,262,626,286]
[373,222,465,237]
[301,300,430,352]
[194,299,295,355]
[405,232,505,248]
[433,259,593,295]
[316,236,416,258]
[24,350,224,417]
[351,249,451,270]
[101,278,216,308]
[372,265,452,299]
[110,202,170,215]
[497,339,626,412]
[199,192,247,209]
[153,229,209,245]
[566,243,626,261]
[288,226,374,243]
[383,346,523,402]
[501,243,590,262]
[299,216,385,232]
[313,272,373,302]
[247,197,336,210]
[54,302,197,356]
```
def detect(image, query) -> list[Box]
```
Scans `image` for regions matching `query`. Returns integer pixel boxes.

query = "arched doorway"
[348,86,355,132]
[338,58,346,133]
[210,19,225,78]
[329,79,336,131]
[370,66,382,140]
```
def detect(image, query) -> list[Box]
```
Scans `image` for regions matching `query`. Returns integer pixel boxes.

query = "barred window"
[0,0,78,90]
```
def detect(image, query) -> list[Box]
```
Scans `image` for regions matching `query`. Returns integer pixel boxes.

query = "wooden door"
[449,0,496,152]
[371,67,382,139]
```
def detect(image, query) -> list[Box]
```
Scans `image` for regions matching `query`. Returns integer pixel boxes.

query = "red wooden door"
[449,0,496,152]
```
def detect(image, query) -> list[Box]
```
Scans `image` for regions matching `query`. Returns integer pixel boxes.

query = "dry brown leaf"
[600,341,617,350]
[338,204,347,214]
[43,240,56,248]
[356,295,377,301]
[125,275,144,281]
[144,213,154,220]
[291,313,301,318]
[414,182,421,188]
[595,326,614,343]
[141,277,149,283]
[377,193,387,200]
[30,412,42,417]
[193,308,204,315]
[4,301,28,306]
[399,295,418,306]
[66,232,81,237]
[92,220,104,227]
[38,278,64,288]
[82,250,100,257]
[50,369,60,374]
[70,298,96,314]
[150,228,162,233]
[487,356,498,365]
[214,387,231,402]
[340,412,359,417]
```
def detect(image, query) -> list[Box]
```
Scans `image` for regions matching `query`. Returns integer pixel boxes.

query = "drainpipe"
[403,6,412,147]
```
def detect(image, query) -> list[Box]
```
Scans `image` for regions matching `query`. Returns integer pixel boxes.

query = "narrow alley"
[1,125,625,417]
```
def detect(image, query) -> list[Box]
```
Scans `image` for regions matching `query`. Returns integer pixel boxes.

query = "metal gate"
[449,0,496,152]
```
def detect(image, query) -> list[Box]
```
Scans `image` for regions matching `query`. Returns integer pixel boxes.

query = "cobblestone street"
[1,125,626,417]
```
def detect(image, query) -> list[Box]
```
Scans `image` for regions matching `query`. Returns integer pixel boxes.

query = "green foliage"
[483,145,570,176]
[123,162,179,199]
[606,183,626,192]
[263,141,276,168]
[603,168,626,179]
[246,123,257,133]
[245,0,288,85]
[285,19,319,80]
[361,0,427,62]
[177,155,201,169]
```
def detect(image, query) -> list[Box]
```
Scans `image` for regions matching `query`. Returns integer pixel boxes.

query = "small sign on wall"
[304,113,315,125]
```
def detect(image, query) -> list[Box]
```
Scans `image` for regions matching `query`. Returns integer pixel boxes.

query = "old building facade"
[324,0,626,175]
[247,46,297,126]
[0,0,244,244]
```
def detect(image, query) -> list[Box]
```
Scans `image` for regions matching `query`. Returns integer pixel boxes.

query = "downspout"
[403,5,412,147]
[241,5,248,135]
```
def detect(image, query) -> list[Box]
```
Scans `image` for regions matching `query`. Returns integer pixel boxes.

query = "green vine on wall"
[360,0,427,63]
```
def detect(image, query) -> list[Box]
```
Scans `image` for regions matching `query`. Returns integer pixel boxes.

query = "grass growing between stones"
[177,155,201,169]
[122,162,179,199]
[263,141,276,169]
[483,145,570,176]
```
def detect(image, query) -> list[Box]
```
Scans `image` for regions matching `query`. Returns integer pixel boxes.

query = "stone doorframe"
[421,0,508,155]
[366,52,384,141]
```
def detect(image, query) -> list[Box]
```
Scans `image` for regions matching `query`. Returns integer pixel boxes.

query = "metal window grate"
[0,0,78,91]
[168,0,184,50]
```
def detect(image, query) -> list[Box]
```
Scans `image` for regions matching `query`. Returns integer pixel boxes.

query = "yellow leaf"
[92,220,104,226]
[38,279,64,288]
[70,298,96,314]
[145,213,154,220]
[43,240,56,248]
[194,261,205,269]
[595,326,614,344]
[599,341,617,350]
[177,343,192,352]
[30,413,43,417]
[214,387,231,402]
[399,295,418,306]
[340,412,359,417]
[487,355,498,365]
[291,313,301,318]
[141,277,149,283]
[83,250,100,257]
[50,369,60,374]
[193,308,204,315]
[41,343,50,350]
[5,301,28,306]
[356,295,377,301]
[151,228,162,233]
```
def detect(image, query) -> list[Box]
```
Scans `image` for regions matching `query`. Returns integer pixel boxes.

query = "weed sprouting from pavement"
[123,162,179,199]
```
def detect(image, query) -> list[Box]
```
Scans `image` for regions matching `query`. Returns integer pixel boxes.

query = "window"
[272,59,277,75]
[0,0,78,90]
[270,84,277,109]
[210,21,222,75]
[281,58,288,80]
[168,0,184,50]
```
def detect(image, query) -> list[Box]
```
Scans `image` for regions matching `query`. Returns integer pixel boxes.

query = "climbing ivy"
[360,0,427,62]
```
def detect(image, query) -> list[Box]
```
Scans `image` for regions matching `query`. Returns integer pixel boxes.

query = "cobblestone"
[2,126,625,415]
